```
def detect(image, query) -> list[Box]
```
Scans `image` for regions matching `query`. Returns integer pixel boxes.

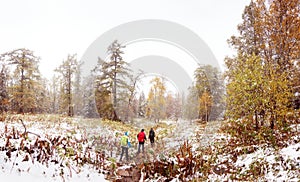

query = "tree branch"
[20,119,41,138]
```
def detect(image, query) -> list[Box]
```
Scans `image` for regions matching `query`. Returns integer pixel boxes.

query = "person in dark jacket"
[148,128,155,147]
[137,129,146,154]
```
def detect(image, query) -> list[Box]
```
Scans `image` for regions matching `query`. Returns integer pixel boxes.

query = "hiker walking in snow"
[137,129,146,154]
[149,128,155,147]
[119,131,131,162]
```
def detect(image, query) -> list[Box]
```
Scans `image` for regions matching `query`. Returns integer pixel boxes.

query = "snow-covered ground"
[0,117,299,181]
[0,119,108,181]
[207,133,300,181]
[0,159,107,182]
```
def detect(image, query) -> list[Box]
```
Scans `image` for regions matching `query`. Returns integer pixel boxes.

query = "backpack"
[121,135,128,146]
[137,132,145,142]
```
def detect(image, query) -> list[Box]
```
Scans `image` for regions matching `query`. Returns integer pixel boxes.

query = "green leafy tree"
[228,0,299,104]
[225,0,298,131]
[226,53,293,131]
[226,54,267,130]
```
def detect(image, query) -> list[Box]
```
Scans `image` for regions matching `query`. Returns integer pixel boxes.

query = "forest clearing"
[0,114,299,181]
[1,0,300,181]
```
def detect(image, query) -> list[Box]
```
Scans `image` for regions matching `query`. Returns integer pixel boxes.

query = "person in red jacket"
[137,129,146,154]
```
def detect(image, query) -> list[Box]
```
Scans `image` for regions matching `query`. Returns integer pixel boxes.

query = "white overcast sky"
[0,0,250,79]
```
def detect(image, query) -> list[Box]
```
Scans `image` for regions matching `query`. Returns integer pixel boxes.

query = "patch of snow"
[280,143,300,161]
[160,120,175,125]
[118,165,131,170]
[74,133,82,141]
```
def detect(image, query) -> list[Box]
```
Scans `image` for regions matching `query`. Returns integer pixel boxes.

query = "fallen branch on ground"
[20,119,41,138]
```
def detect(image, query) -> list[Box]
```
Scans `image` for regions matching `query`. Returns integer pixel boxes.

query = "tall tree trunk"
[112,57,118,120]
[68,67,73,117]
[255,111,259,131]
[19,57,25,114]
[205,103,208,122]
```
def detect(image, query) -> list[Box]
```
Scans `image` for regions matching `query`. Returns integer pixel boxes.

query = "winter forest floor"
[0,114,299,181]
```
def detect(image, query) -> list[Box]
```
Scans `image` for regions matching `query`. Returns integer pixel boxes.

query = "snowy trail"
[2,117,298,181]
